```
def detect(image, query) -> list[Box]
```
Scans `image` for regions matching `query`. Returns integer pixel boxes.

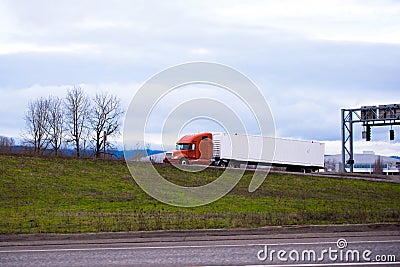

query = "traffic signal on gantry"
[366,125,371,141]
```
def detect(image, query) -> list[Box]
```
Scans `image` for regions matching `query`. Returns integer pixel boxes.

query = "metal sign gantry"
[341,104,400,173]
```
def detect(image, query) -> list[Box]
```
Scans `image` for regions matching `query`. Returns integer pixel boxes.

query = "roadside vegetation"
[1,154,399,234]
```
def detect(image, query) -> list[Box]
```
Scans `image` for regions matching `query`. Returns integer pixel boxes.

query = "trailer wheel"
[179,158,189,165]
[229,160,240,168]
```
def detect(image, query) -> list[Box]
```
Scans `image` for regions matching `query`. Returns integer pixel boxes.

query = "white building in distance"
[325,151,400,175]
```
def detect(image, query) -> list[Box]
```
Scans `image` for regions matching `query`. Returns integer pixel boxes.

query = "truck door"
[199,136,212,159]
[188,143,196,159]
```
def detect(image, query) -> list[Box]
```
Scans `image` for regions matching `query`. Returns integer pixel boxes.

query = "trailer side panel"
[213,132,324,168]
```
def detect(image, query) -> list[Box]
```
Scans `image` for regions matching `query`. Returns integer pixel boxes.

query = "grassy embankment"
[0,154,399,234]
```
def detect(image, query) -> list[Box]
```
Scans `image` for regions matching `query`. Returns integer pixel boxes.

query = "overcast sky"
[0,0,399,155]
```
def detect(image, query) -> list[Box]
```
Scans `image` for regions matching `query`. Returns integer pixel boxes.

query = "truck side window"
[202,136,208,140]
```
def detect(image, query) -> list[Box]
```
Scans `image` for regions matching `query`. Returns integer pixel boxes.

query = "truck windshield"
[176,143,189,150]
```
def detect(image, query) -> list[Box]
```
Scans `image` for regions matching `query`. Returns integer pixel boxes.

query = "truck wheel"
[179,158,189,165]
[218,160,228,168]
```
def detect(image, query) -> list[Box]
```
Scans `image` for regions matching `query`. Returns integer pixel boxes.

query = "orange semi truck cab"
[164,132,213,165]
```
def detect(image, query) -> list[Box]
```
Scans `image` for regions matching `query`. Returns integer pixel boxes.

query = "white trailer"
[211,132,325,172]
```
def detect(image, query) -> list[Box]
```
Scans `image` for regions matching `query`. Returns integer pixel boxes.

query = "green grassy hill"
[1,154,399,234]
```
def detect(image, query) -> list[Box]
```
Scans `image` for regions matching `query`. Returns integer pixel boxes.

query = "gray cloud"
[1,0,399,155]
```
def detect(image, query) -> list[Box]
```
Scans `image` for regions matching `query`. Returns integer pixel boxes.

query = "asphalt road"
[1,224,399,266]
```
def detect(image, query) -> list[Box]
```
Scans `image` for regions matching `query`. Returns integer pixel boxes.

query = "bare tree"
[374,156,383,175]
[90,92,124,158]
[0,136,15,154]
[23,97,50,155]
[64,87,90,158]
[131,142,147,161]
[46,96,64,156]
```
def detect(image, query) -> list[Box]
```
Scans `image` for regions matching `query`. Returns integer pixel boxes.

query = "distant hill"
[115,149,165,160]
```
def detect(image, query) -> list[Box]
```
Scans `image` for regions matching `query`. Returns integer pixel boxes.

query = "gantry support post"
[341,109,354,173]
